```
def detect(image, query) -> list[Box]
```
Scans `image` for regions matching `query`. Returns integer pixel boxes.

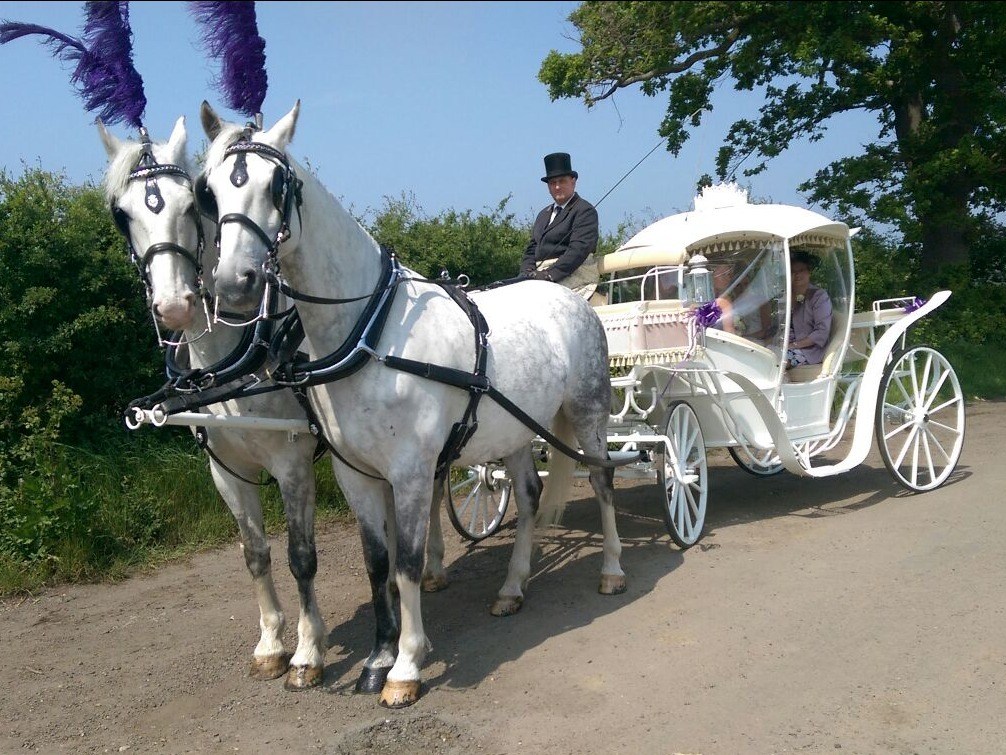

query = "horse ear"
[200,100,222,140]
[268,100,301,147]
[97,119,121,158]
[166,116,187,155]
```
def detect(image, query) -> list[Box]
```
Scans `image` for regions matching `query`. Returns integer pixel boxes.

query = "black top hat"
[541,152,578,182]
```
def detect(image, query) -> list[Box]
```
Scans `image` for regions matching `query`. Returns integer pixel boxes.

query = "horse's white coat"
[201,101,625,705]
[100,119,327,686]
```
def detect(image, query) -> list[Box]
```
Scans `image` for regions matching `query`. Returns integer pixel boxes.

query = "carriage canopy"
[596,183,856,380]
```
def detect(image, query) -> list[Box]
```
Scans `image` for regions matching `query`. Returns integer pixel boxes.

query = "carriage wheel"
[727,445,784,477]
[875,345,965,492]
[657,401,708,549]
[445,462,511,541]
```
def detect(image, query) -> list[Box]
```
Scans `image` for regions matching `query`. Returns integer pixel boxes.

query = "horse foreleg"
[490,448,541,617]
[210,463,289,680]
[381,478,434,708]
[421,475,448,592]
[339,469,399,695]
[276,459,327,690]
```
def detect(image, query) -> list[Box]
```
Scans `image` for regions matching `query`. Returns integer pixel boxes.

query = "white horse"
[198,100,626,708]
[99,116,327,689]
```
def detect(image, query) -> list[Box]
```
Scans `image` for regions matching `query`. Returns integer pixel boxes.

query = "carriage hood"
[600,184,851,273]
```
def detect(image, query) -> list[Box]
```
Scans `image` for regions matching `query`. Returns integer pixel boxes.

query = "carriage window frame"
[603,265,685,304]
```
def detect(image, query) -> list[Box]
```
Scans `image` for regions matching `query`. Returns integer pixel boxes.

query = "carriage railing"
[844,298,915,365]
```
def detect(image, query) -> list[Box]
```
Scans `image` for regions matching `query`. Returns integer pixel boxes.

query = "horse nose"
[154,293,197,330]
[215,265,262,308]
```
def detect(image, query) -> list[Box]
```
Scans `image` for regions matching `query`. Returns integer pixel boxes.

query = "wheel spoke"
[893,424,920,469]
[921,429,936,485]
[928,395,962,417]
[922,368,949,412]
[883,416,914,441]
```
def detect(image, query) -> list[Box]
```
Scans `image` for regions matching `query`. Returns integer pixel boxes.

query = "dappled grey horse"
[198,100,626,707]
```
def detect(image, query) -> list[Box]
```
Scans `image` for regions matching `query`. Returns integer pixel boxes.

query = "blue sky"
[0,1,878,237]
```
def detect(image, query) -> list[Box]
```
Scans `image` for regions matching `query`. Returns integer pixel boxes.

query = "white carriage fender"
[721,291,952,478]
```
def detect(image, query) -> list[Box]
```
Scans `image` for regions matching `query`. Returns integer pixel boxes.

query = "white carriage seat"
[594,299,694,368]
[786,305,849,383]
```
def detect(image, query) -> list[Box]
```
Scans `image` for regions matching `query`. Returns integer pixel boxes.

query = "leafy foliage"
[367,192,528,286]
[540,2,1006,274]
[0,166,164,565]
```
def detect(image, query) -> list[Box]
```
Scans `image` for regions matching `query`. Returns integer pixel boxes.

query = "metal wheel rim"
[877,346,965,492]
[445,463,511,541]
[659,402,708,547]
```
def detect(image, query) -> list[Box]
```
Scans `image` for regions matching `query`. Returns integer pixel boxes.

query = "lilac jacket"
[789,285,833,364]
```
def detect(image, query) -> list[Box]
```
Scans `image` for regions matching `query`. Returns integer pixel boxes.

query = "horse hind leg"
[589,464,626,595]
[421,473,449,592]
[490,446,541,617]
[569,406,627,596]
[209,463,290,681]
[274,456,327,690]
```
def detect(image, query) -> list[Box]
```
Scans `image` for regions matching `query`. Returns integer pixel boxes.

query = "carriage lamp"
[684,254,714,305]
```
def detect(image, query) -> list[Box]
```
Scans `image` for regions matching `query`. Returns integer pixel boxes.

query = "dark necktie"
[548,205,560,225]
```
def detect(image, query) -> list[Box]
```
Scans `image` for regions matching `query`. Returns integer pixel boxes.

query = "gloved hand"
[521,269,551,281]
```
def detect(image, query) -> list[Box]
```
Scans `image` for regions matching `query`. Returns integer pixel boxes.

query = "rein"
[182,136,640,474]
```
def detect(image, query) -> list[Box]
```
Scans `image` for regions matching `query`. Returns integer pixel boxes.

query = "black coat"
[519,193,598,282]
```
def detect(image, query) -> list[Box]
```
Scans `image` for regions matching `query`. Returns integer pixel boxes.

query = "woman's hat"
[541,152,578,182]
[790,249,820,270]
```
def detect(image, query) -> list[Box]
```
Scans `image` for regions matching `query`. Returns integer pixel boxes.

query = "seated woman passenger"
[786,250,832,369]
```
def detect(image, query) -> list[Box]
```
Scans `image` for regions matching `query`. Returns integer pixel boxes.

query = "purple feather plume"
[188,1,268,118]
[0,1,146,128]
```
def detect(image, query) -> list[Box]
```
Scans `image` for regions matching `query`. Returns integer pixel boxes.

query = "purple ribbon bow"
[903,296,927,313]
[694,300,723,329]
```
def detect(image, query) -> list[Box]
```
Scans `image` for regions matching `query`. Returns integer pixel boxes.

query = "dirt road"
[2,401,1003,754]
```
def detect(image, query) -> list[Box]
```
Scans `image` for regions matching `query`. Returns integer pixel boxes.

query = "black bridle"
[112,129,205,301]
[195,128,303,283]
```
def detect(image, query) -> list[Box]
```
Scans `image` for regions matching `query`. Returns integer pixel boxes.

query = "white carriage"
[446,185,966,545]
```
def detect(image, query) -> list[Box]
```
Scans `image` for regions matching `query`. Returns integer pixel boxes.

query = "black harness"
[131,131,638,480]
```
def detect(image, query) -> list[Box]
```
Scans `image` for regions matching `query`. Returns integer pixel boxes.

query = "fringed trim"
[608,347,702,368]
[600,311,694,329]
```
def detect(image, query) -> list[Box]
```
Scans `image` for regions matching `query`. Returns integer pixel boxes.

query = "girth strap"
[429,284,490,480]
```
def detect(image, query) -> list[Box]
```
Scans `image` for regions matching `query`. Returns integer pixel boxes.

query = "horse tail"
[535,410,576,534]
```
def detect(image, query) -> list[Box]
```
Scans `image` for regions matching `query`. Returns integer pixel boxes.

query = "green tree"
[539,1,1006,275]
[368,193,529,286]
[0,166,163,464]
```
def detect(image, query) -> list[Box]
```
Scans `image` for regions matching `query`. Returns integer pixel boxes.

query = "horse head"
[99,116,208,335]
[199,99,302,314]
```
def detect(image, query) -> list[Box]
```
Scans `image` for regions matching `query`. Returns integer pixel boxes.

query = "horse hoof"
[355,665,391,695]
[490,595,523,616]
[599,574,627,595]
[421,573,449,592]
[284,664,323,690]
[379,679,421,708]
[249,653,291,680]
